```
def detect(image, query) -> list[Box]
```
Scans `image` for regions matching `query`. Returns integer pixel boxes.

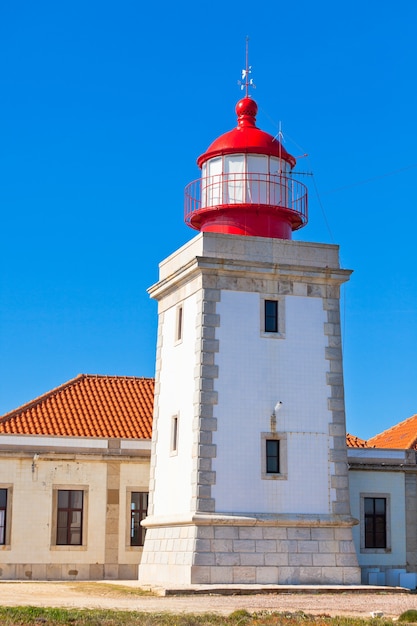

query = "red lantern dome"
[184,96,308,239]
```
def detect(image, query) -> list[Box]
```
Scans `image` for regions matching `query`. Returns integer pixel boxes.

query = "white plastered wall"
[212,290,332,514]
[349,470,406,567]
[152,292,199,517]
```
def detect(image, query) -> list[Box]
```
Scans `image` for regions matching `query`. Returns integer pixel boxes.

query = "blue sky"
[1,0,416,440]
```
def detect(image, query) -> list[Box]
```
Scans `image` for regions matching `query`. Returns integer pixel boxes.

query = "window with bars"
[56,490,84,546]
[130,492,148,546]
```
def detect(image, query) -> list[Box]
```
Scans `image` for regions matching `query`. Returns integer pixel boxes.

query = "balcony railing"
[185,173,308,229]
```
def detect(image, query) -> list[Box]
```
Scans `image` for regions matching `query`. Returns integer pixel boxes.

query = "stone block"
[312,553,336,567]
[195,538,211,552]
[233,539,256,552]
[215,552,241,566]
[232,567,256,583]
[287,528,311,540]
[214,526,239,539]
[210,566,233,584]
[298,540,319,553]
[343,567,361,584]
[265,552,289,566]
[289,553,313,567]
[191,566,211,584]
[211,539,233,552]
[263,527,288,540]
[335,553,359,566]
[255,539,277,552]
[196,526,214,539]
[299,566,322,583]
[277,567,301,584]
[312,528,334,540]
[240,552,265,566]
[193,552,215,566]
[256,566,279,584]
[318,540,339,553]
[239,527,263,540]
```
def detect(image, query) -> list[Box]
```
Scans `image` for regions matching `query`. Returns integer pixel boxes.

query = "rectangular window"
[171,415,179,453]
[364,497,386,549]
[266,439,280,473]
[176,305,183,342]
[130,492,148,547]
[0,489,7,545]
[56,490,83,546]
[264,300,278,333]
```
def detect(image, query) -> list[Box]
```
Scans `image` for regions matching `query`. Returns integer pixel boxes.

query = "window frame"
[170,414,179,455]
[51,486,88,550]
[128,491,148,548]
[0,485,12,547]
[260,295,285,338]
[175,304,184,344]
[261,432,287,480]
[360,493,391,554]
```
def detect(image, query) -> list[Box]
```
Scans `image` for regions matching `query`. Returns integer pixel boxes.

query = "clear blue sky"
[1,0,416,440]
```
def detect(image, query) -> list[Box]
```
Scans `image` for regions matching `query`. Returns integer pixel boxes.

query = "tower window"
[175,305,183,342]
[264,300,278,333]
[266,439,280,473]
[171,415,179,454]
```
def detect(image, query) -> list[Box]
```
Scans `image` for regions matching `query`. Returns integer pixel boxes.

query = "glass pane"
[70,511,81,527]
[364,498,374,514]
[57,528,67,544]
[0,510,5,545]
[70,491,83,509]
[70,530,81,545]
[375,498,386,515]
[58,490,69,508]
[225,155,244,204]
[57,511,68,527]
[0,489,7,508]
[131,492,140,510]
[206,157,222,206]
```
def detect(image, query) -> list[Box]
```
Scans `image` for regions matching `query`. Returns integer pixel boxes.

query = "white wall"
[212,290,332,514]
[349,470,406,567]
[152,293,198,517]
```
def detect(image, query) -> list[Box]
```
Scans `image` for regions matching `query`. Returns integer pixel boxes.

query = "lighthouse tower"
[139,76,360,586]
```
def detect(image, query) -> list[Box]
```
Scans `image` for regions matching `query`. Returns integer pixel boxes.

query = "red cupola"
[184,96,308,239]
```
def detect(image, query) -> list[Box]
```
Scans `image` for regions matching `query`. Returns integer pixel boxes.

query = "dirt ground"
[0,581,417,619]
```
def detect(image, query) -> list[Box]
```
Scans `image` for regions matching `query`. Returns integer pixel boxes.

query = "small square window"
[260,296,285,338]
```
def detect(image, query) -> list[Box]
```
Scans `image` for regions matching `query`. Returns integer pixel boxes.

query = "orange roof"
[346,433,368,448]
[367,414,417,450]
[0,375,154,439]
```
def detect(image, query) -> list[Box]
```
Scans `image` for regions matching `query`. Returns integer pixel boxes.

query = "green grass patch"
[0,606,400,625]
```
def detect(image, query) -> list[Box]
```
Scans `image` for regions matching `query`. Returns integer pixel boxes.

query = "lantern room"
[184,97,308,240]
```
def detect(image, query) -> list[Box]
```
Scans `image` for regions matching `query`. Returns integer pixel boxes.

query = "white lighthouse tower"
[139,69,360,586]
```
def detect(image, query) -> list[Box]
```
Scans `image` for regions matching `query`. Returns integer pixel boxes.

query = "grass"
[0,607,403,625]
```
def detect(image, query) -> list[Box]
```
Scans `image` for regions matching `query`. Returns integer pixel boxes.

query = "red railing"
[184,173,308,229]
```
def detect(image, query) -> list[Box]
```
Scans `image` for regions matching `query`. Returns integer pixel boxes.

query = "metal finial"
[238,36,255,96]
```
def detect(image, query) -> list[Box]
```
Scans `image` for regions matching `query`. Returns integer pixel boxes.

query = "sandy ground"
[0,582,417,619]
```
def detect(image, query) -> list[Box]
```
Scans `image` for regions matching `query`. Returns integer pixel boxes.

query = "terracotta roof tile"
[367,414,417,449]
[0,374,154,439]
[346,433,368,448]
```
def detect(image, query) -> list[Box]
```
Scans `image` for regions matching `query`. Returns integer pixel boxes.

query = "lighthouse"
[139,72,360,586]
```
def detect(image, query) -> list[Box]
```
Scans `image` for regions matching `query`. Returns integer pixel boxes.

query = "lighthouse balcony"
[184,173,308,236]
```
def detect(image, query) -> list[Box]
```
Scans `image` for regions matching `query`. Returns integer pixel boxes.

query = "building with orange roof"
[0,374,153,580]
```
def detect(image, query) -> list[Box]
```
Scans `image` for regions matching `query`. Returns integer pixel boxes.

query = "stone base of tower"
[138,514,361,586]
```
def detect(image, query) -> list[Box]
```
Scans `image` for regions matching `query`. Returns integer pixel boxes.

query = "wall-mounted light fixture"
[270,401,282,433]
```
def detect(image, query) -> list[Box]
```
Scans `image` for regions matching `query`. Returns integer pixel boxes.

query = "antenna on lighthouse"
[238,36,256,97]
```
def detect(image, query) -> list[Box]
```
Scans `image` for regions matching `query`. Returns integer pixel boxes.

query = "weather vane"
[238,36,255,97]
